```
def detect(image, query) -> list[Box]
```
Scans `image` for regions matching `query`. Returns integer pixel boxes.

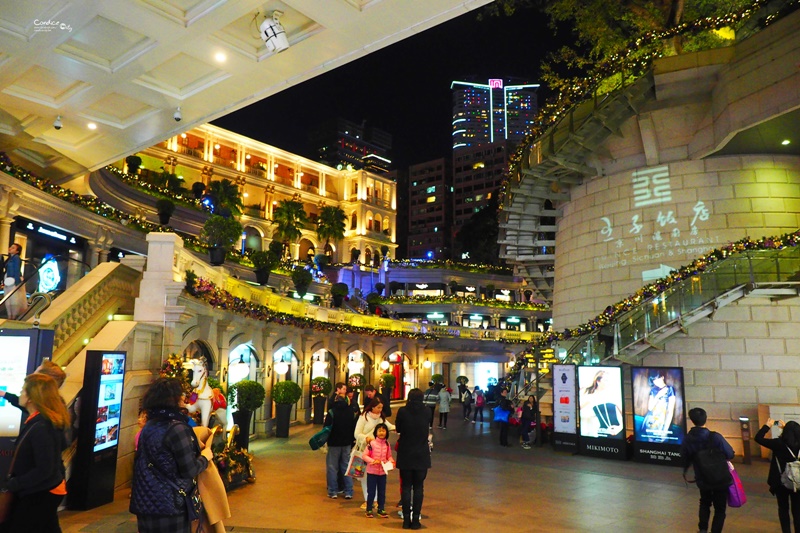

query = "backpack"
[462,390,472,404]
[475,393,485,407]
[691,432,733,490]
[779,446,800,492]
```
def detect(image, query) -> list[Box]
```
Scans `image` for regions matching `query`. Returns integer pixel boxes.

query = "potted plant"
[380,245,389,258]
[374,282,385,296]
[272,380,302,438]
[351,249,361,267]
[348,373,364,405]
[380,372,396,410]
[228,379,266,450]
[431,373,444,391]
[201,214,243,266]
[185,269,197,294]
[365,292,381,314]
[125,155,142,174]
[310,376,332,425]
[291,268,313,297]
[191,181,206,200]
[250,249,278,286]
[331,282,348,307]
[155,198,175,225]
[388,281,402,296]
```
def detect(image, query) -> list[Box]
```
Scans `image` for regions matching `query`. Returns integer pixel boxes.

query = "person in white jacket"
[354,397,395,509]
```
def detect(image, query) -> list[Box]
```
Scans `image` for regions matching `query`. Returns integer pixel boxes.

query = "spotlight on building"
[260,11,289,53]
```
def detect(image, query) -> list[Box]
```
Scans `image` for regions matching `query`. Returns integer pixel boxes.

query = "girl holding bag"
[362,423,393,519]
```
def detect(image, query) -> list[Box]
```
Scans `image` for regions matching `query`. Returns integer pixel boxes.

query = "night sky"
[213,6,566,169]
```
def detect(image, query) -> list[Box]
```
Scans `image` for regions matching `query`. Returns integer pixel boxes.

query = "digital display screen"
[93,353,125,453]
[578,366,624,440]
[632,367,686,445]
[0,336,33,437]
[552,364,576,434]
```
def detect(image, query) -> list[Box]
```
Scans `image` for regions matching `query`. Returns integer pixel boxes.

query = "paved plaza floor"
[59,410,781,532]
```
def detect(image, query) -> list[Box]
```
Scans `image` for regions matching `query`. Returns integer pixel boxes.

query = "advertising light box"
[93,353,125,453]
[552,364,578,452]
[577,366,627,460]
[631,366,686,465]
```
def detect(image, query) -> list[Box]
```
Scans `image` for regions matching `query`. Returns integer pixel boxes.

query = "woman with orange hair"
[1,373,69,532]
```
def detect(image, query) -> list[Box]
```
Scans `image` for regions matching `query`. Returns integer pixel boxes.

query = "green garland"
[380,294,548,311]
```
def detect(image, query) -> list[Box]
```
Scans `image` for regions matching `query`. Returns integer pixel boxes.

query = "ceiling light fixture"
[214,52,226,62]
[87,122,97,130]
[782,139,791,146]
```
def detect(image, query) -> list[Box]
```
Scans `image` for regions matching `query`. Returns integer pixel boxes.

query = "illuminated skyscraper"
[451,79,539,151]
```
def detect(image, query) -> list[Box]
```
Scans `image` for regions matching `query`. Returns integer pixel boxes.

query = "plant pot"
[158,213,172,225]
[232,409,253,450]
[209,246,226,266]
[332,295,344,308]
[255,268,271,286]
[381,387,393,415]
[275,403,292,438]
[295,283,310,297]
[313,395,327,425]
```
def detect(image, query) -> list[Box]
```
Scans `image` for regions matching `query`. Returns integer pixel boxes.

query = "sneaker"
[443,427,447,429]
[377,509,389,518]
[328,494,338,499]
[464,417,469,421]
[396,500,402,508]
[365,511,374,518]
[360,502,367,510]
[471,420,476,424]
[337,490,344,494]
[344,494,353,499]
[437,426,443,429]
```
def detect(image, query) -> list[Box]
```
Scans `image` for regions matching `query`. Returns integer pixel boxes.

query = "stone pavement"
[58,411,780,532]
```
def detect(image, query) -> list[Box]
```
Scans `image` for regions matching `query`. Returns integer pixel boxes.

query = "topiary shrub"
[310,376,332,397]
[291,268,313,296]
[272,380,302,405]
[228,379,266,411]
[431,373,444,384]
[380,373,396,389]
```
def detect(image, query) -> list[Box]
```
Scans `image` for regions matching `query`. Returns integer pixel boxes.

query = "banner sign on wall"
[578,366,627,460]
[552,364,578,451]
[631,366,686,465]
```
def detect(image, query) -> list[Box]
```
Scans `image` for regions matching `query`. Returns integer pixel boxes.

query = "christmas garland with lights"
[106,165,202,210]
[499,0,800,208]
[380,294,549,311]
[188,276,438,341]
[501,229,800,385]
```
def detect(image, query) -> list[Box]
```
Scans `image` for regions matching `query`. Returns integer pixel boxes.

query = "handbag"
[0,421,41,524]
[345,447,367,478]
[727,461,747,508]
[493,406,510,423]
[308,425,331,450]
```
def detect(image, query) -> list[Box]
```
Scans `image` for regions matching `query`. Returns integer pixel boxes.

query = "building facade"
[407,157,452,259]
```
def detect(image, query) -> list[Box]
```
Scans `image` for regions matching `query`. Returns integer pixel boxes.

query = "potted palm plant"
[228,379,266,450]
[310,376,332,425]
[250,249,279,286]
[291,268,313,297]
[272,380,302,438]
[201,214,243,266]
[155,198,175,225]
[331,282,348,307]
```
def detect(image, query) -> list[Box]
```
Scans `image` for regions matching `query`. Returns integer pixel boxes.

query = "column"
[319,171,327,197]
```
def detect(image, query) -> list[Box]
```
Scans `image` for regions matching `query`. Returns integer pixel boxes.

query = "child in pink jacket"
[362,423,393,518]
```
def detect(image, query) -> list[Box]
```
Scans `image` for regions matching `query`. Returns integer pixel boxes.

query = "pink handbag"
[727,461,747,508]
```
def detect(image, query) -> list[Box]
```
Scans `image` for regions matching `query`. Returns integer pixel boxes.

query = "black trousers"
[698,488,728,533]
[499,421,509,446]
[400,468,428,526]
[438,412,448,428]
[775,485,800,533]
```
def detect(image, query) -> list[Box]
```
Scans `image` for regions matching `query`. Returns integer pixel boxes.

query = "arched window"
[350,212,357,230]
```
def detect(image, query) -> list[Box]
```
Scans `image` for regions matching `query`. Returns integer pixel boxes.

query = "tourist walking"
[423,382,438,429]
[437,386,451,429]
[472,386,485,423]
[462,386,473,421]
[681,407,735,533]
[754,418,800,532]
[395,388,432,530]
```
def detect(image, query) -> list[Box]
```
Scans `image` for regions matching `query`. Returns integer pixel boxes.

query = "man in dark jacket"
[396,388,432,530]
[680,407,735,533]
[422,382,438,429]
[324,395,357,499]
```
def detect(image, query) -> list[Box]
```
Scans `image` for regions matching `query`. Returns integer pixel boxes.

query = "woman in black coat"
[754,418,800,532]
[395,388,432,530]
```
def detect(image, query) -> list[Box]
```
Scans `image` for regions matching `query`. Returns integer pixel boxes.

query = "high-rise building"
[451,78,538,151]
[310,118,393,173]
[407,157,452,260]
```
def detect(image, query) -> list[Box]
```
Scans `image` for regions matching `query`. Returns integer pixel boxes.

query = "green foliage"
[380,245,389,257]
[191,181,206,199]
[273,199,309,245]
[431,373,444,384]
[208,376,222,392]
[228,379,266,411]
[268,239,285,259]
[250,249,279,271]
[456,376,469,385]
[155,198,175,216]
[315,205,347,246]
[374,282,385,295]
[365,292,381,305]
[348,373,365,390]
[125,155,142,172]
[380,373,396,389]
[351,249,361,263]
[310,376,333,397]
[207,179,244,217]
[291,268,313,296]
[185,269,197,292]
[271,380,302,405]
[314,253,330,269]
[331,282,349,297]
[201,215,243,249]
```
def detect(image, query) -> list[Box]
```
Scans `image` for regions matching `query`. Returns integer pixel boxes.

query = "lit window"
[426,186,436,193]
[426,196,436,203]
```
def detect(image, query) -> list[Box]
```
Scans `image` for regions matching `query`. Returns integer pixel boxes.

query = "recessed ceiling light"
[215,52,226,62]
[782,139,791,146]
[87,123,97,130]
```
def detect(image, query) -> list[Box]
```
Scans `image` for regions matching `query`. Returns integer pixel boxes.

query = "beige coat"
[193,427,231,533]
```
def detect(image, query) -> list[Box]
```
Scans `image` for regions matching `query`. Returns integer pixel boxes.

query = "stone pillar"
[0,217,14,253]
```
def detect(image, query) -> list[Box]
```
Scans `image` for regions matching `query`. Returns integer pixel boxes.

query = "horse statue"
[185,357,227,428]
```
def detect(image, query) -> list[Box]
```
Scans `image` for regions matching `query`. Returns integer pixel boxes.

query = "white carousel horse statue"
[185,357,228,428]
